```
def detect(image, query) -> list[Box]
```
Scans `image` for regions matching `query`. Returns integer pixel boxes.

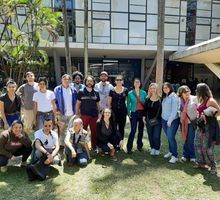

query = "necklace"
[104,121,110,128]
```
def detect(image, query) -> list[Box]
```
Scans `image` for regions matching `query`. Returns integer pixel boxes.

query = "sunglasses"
[183,90,190,94]
[116,79,122,81]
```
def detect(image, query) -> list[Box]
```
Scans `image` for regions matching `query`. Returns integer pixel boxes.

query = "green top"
[127,89,147,116]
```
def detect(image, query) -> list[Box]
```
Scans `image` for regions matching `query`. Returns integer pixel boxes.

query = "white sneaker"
[164,152,172,158]
[181,157,187,162]
[150,149,155,155]
[155,150,160,155]
[1,166,8,173]
[190,158,196,162]
[169,156,178,163]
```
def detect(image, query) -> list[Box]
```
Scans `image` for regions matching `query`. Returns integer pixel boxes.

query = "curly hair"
[196,83,213,104]
[72,71,84,81]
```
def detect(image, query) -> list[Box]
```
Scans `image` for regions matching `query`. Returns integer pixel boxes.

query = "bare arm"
[51,99,57,124]
[51,143,59,158]
[207,98,220,117]
[0,101,9,129]
[75,100,81,118]
[84,143,91,159]
[96,102,100,114]
[35,140,47,154]
[107,96,112,108]
[33,101,37,125]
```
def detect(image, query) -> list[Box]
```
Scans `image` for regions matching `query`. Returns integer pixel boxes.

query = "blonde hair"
[147,83,160,98]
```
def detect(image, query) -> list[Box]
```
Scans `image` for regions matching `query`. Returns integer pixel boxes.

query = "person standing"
[0,80,22,130]
[194,83,220,174]
[71,71,86,91]
[33,77,57,130]
[127,78,147,154]
[75,76,100,151]
[108,75,128,140]
[95,71,113,112]
[161,82,180,163]
[177,85,197,162]
[143,83,162,156]
[17,71,39,134]
[54,74,77,150]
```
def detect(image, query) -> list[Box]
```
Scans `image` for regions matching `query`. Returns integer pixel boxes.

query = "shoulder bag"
[186,113,197,131]
[147,99,161,127]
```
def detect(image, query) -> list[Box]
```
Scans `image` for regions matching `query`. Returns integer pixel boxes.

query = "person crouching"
[65,118,91,166]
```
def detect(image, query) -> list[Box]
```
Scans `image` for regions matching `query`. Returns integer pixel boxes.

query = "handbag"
[147,99,161,127]
[186,113,197,131]
[26,139,51,181]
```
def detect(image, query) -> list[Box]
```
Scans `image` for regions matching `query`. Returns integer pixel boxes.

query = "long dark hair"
[132,78,142,89]
[162,82,175,99]
[84,75,96,88]
[98,108,115,125]
[196,83,213,104]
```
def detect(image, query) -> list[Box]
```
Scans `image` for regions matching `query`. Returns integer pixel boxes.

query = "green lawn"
[1,120,220,200]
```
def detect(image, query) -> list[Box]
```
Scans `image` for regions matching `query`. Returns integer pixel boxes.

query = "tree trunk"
[84,0,88,76]
[62,0,72,75]
[156,0,165,94]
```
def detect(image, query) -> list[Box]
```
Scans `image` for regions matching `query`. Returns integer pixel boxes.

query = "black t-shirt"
[143,98,162,120]
[77,88,100,117]
[109,87,128,110]
[0,94,21,114]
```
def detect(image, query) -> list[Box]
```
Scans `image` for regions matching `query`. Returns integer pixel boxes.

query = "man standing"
[34,119,60,165]
[17,71,39,134]
[95,71,113,112]
[65,118,91,166]
[54,74,77,150]
[75,76,100,151]
[71,71,86,91]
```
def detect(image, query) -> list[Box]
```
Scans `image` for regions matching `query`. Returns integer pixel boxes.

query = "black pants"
[0,145,32,167]
[112,108,127,140]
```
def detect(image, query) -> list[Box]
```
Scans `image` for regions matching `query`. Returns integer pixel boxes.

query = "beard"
[101,80,107,82]
[86,84,93,88]
[75,82,80,85]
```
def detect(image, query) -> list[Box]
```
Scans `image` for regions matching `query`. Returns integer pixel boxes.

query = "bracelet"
[76,114,80,116]
[45,152,50,156]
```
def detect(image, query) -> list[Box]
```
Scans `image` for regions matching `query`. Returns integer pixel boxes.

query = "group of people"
[0,70,219,176]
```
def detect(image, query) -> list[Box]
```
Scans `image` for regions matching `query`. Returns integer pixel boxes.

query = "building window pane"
[130,14,145,21]
[111,13,128,28]
[165,16,179,23]
[111,0,128,12]
[197,10,211,18]
[197,18,211,25]
[130,5,145,13]
[196,25,210,40]
[130,0,146,5]
[185,32,195,46]
[212,19,220,33]
[147,0,157,14]
[165,0,180,8]
[186,17,196,32]
[180,1,187,15]
[76,28,92,43]
[212,4,220,18]
[93,20,110,37]
[197,0,211,10]
[146,31,157,45]
[76,11,92,27]
[111,30,128,44]
[180,17,186,31]
[129,22,145,37]
[165,24,179,39]
[93,36,110,43]
[93,2,110,11]
[147,15,157,30]
[165,7,179,15]
[129,38,145,45]
[93,12,110,20]
[75,0,92,9]
[179,32,186,45]
[164,39,178,45]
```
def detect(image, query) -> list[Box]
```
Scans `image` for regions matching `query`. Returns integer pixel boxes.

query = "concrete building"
[2,0,220,89]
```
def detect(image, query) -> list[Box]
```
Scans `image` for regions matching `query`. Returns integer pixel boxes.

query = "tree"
[0,0,62,85]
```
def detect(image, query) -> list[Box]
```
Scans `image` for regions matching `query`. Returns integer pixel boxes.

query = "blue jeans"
[39,113,53,129]
[162,117,180,157]
[127,110,144,152]
[180,123,196,159]
[1,113,20,129]
[97,135,120,152]
[145,118,162,150]
[65,146,88,166]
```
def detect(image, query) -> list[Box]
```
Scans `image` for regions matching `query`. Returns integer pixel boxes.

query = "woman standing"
[0,120,32,173]
[195,83,220,174]
[33,77,57,130]
[143,83,162,155]
[177,85,197,162]
[96,108,123,161]
[108,75,128,140]
[127,78,147,154]
[0,80,22,130]
[162,82,179,163]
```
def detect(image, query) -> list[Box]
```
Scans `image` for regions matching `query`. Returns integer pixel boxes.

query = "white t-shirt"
[62,86,73,116]
[35,129,58,149]
[33,90,55,112]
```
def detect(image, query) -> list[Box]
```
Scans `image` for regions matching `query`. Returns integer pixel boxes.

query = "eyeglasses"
[134,82,140,84]
[163,87,168,89]
[183,90,190,94]
[104,112,111,114]
[116,79,122,81]
[63,79,70,81]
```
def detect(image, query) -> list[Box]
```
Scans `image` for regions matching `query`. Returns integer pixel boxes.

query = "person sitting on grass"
[0,120,32,173]
[65,118,91,166]
[34,118,61,165]
[96,108,123,161]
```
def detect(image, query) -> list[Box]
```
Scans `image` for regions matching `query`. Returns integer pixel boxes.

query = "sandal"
[110,155,117,161]
[210,167,218,175]
[193,164,207,169]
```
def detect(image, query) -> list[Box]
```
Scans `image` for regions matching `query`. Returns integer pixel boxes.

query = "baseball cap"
[100,71,108,76]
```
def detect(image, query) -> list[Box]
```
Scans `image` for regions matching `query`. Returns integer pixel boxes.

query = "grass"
[1,120,220,200]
